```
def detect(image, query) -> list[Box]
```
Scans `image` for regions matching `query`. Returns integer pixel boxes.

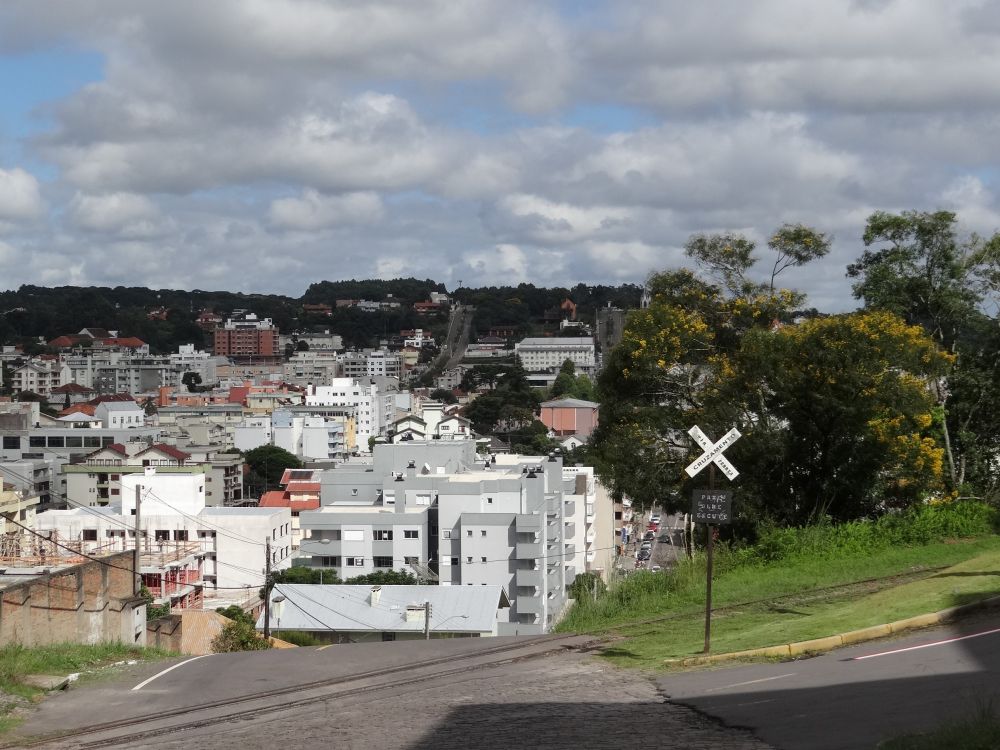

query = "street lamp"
[431,613,469,637]
[271,594,286,638]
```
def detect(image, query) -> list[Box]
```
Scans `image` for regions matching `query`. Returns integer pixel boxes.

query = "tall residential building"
[213,314,279,361]
[296,441,612,634]
[305,378,396,450]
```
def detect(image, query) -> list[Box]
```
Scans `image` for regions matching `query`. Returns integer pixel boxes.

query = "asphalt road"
[658,611,1000,749]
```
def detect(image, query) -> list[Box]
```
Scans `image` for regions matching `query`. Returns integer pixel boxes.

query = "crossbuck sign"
[684,425,741,480]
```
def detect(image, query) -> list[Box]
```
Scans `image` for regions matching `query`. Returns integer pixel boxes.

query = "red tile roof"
[287,482,321,493]
[59,404,97,417]
[51,383,94,394]
[259,491,320,512]
[88,393,136,405]
[138,443,191,461]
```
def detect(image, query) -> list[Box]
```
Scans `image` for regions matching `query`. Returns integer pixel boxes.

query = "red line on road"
[852,626,1000,661]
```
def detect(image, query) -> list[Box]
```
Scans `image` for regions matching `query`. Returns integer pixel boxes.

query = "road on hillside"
[658,611,1000,749]
[17,635,768,750]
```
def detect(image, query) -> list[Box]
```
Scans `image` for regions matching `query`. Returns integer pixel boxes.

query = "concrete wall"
[0,552,145,647]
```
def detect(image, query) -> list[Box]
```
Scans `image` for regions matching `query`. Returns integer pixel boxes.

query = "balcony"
[517,568,542,588]
[516,594,543,615]
[546,495,560,514]
[563,499,576,516]
[515,514,542,533]
[300,539,342,556]
[563,521,576,539]
[516,541,541,559]
[564,543,575,558]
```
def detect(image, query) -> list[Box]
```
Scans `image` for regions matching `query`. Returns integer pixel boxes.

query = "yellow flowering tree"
[717,311,952,523]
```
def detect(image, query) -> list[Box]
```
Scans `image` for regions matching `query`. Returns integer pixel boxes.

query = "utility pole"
[423,601,431,640]
[133,486,142,596]
[264,537,272,639]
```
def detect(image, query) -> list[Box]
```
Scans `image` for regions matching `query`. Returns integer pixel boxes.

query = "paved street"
[658,611,1000,749]
[18,639,770,750]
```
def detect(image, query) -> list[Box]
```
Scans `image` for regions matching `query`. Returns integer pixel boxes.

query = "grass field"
[557,535,1000,669]
[879,702,1000,749]
[0,642,174,733]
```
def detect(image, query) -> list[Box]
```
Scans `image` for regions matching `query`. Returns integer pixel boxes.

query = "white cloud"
[68,191,159,234]
[269,190,385,230]
[0,168,44,222]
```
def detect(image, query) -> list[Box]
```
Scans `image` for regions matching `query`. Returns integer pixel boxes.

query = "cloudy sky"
[1,1,999,310]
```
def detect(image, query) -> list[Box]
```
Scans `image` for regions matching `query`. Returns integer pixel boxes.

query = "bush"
[211,621,272,653]
[216,605,255,626]
[568,572,606,601]
[274,630,322,647]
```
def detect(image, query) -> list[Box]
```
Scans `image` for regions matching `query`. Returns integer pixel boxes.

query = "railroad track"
[18,633,593,749]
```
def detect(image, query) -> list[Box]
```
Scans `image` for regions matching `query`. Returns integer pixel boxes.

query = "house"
[258,584,510,642]
[539,398,600,439]
[94,400,146,429]
[302,303,333,316]
[259,469,322,549]
[48,382,95,406]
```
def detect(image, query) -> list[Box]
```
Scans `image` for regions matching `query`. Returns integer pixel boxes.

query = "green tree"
[216,605,255,626]
[847,210,1000,499]
[591,224,831,518]
[244,445,302,494]
[430,388,458,405]
[568,572,606,601]
[550,359,577,398]
[715,312,952,524]
[211,621,272,652]
[343,570,419,585]
[181,371,202,393]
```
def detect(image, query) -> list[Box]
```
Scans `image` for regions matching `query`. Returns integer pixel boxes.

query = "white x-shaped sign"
[684,425,741,480]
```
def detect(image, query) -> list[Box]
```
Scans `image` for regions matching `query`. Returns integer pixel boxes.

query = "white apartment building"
[36,468,292,593]
[297,441,610,634]
[282,350,342,386]
[234,409,355,460]
[514,337,596,375]
[10,360,72,396]
[305,378,396,451]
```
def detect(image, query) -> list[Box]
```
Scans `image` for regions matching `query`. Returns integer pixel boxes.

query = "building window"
[481,530,487,537]
[449,557,459,566]
[320,556,341,567]
[155,530,170,541]
[487,497,493,504]
[404,530,418,539]
[29,436,45,448]
[466,556,473,563]
[442,529,451,539]
[82,529,97,541]
[343,529,364,542]
[345,557,364,567]
[466,529,472,537]
[2,436,18,450]
[174,530,189,541]
[373,556,393,568]
[373,530,393,541]
[404,556,418,565]
[351,488,358,496]
[481,556,487,563]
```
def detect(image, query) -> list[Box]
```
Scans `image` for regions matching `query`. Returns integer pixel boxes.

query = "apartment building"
[10,360,72,396]
[36,468,292,595]
[296,441,605,634]
[513,337,596,375]
[213,313,279,361]
[305,378,396,450]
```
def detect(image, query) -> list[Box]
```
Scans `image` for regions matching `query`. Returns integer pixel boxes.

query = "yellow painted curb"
[840,623,891,645]
[663,593,1000,667]
[788,635,843,656]
[888,612,941,633]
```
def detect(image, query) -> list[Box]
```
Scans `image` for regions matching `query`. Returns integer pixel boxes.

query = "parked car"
[637,549,652,561]
[643,531,655,542]
[650,514,662,524]
[647,523,659,533]
[640,541,653,552]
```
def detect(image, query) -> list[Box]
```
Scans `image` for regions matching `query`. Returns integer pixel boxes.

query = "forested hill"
[0,279,643,354]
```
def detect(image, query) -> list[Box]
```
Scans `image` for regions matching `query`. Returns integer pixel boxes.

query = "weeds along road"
[15,635,769,750]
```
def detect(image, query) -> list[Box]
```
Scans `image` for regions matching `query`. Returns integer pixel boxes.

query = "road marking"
[852,626,1000,661]
[704,673,796,692]
[132,655,211,691]
[317,644,334,651]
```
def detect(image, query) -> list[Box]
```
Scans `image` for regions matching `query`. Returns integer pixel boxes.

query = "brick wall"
[0,552,146,646]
